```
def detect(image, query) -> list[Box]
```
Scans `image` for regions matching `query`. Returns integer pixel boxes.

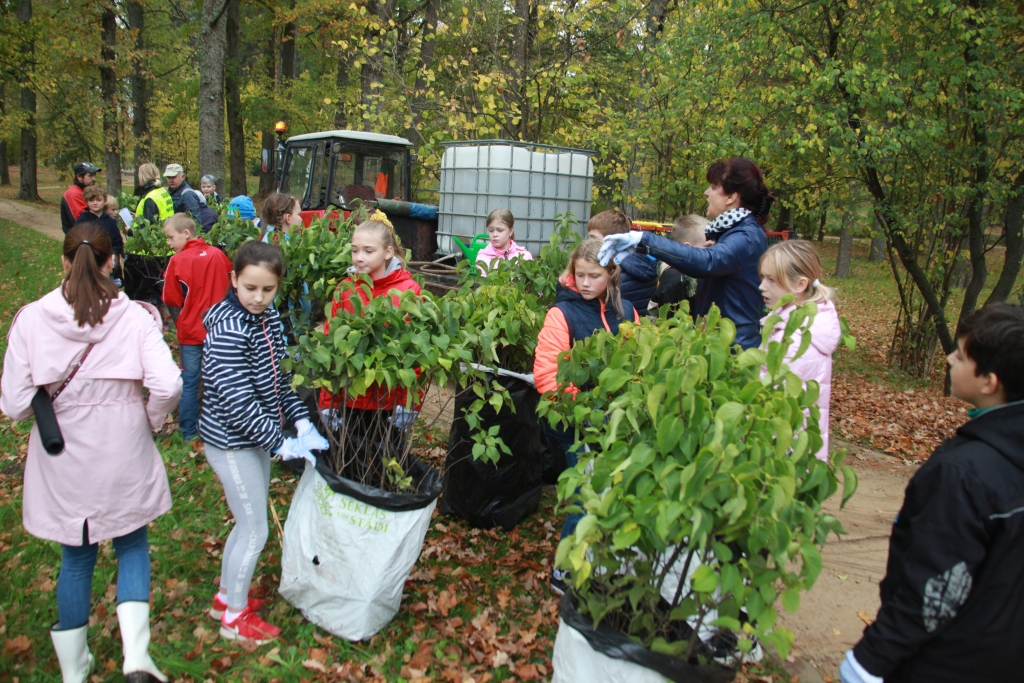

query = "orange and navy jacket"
[319,266,422,411]
[162,238,233,346]
[533,274,639,395]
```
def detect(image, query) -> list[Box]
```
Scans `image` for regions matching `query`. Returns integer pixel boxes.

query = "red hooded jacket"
[162,238,233,345]
[319,267,422,411]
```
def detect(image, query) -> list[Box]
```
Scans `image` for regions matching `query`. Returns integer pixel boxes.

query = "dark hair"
[587,209,632,236]
[233,240,284,280]
[956,303,1024,403]
[706,157,774,227]
[62,223,119,327]
[261,192,299,230]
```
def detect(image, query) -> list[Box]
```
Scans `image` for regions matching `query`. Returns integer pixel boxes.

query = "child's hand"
[296,418,329,452]
[598,231,644,266]
[276,437,316,466]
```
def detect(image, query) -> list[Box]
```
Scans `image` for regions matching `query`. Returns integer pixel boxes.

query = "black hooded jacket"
[853,401,1024,682]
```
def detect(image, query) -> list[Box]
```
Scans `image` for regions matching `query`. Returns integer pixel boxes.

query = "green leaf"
[690,564,719,593]
[656,415,685,454]
[840,465,859,508]
[781,588,801,613]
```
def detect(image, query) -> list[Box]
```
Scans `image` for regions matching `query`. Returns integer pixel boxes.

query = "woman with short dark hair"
[599,157,773,348]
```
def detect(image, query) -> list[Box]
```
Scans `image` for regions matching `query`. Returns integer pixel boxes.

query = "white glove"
[598,231,644,266]
[840,651,883,683]
[296,418,329,452]
[389,406,419,431]
[276,437,316,466]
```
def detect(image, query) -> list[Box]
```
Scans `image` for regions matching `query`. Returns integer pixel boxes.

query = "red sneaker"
[219,608,280,645]
[209,591,268,620]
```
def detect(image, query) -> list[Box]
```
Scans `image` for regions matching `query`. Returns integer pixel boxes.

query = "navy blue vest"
[554,283,635,345]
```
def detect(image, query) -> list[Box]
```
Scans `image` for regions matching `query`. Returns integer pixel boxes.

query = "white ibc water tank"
[437,141,595,257]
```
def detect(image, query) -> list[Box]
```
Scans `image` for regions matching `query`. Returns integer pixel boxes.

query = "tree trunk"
[869,238,886,261]
[0,82,9,186]
[405,0,439,143]
[101,3,121,195]
[280,20,296,80]
[258,29,278,198]
[199,0,228,192]
[816,202,828,241]
[17,0,37,202]
[128,0,148,187]
[334,50,350,129]
[225,0,246,197]
[511,0,532,139]
[985,172,1024,305]
[360,1,388,130]
[834,205,853,278]
[775,204,793,233]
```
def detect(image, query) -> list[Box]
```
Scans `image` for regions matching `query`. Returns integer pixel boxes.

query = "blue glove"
[296,418,329,452]
[840,651,883,683]
[598,231,644,266]
[275,436,316,467]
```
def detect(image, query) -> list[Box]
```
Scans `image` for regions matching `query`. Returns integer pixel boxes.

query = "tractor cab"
[275,129,414,226]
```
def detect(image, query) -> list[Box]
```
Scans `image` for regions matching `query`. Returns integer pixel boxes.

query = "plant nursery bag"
[551,592,735,683]
[441,374,544,530]
[123,254,168,305]
[279,458,441,641]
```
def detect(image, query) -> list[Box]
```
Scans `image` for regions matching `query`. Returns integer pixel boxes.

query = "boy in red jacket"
[162,213,233,441]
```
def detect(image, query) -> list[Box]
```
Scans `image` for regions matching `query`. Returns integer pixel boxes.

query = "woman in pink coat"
[758,240,841,462]
[1,223,181,683]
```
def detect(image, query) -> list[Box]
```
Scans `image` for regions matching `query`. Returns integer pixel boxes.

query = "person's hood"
[38,287,134,344]
[134,180,157,197]
[618,251,658,279]
[227,196,257,220]
[203,289,266,330]
[479,240,530,260]
[762,300,841,355]
[957,401,1024,467]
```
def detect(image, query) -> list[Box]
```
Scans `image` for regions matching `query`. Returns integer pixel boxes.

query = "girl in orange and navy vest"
[534,237,640,595]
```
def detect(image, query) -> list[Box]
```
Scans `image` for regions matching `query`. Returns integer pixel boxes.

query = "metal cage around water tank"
[437,141,596,257]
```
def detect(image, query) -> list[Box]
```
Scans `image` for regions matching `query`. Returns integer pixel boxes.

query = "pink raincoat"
[762,300,841,461]
[1,289,182,545]
[476,240,533,273]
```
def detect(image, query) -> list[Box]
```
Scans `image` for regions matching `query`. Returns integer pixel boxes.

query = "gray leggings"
[205,444,271,611]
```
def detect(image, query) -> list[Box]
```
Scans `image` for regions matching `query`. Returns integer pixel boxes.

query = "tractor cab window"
[280,145,315,206]
[330,147,407,208]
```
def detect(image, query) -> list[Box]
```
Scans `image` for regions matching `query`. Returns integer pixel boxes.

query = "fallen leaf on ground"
[857,609,875,626]
[303,658,328,673]
[4,635,30,654]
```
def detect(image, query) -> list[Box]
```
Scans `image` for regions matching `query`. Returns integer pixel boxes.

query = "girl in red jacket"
[319,217,422,430]
[534,237,640,595]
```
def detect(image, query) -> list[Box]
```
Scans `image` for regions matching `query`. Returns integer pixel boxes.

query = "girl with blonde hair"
[758,239,840,461]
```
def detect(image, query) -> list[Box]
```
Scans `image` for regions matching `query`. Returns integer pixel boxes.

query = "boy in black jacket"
[842,303,1024,683]
[75,184,125,282]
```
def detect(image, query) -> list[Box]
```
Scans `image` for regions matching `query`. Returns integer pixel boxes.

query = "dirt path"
[779,440,918,682]
[0,197,63,241]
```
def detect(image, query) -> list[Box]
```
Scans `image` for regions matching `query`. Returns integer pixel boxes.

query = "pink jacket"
[1,289,182,545]
[476,240,533,272]
[762,301,841,461]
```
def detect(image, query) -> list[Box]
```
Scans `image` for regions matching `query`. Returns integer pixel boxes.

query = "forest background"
[0,0,1022,376]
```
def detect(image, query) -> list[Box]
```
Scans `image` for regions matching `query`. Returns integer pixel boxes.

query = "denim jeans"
[179,343,203,439]
[56,524,151,629]
[543,422,583,542]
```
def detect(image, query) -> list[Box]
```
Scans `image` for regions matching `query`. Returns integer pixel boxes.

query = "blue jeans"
[544,422,583,542]
[179,343,203,439]
[57,524,151,630]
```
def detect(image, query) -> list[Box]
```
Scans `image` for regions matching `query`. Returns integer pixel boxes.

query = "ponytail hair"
[758,239,836,307]
[706,157,774,227]
[565,237,625,318]
[261,192,299,230]
[62,223,119,327]
[354,218,406,270]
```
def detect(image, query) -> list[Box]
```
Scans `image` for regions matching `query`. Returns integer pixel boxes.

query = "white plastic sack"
[279,464,436,640]
[552,618,670,683]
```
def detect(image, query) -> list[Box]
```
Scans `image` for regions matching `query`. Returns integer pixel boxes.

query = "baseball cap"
[163,163,185,177]
[73,162,102,175]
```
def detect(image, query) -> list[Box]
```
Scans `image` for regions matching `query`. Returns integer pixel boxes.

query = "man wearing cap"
[60,162,101,234]
[164,164,203,224]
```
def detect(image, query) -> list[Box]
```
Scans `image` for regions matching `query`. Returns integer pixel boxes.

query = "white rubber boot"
[116,602,168,683]
[50,622,93,683]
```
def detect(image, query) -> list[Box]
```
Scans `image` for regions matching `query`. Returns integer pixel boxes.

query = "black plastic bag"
[123,254,168,305]
[441,374,543,531]
[314,457,441,513]
[559,591,735,683]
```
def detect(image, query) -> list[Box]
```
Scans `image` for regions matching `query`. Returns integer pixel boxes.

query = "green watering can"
[452,234,490,263]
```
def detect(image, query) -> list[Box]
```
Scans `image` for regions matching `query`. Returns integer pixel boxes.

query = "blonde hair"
[137,163,161,187]
[105,194,118,212]
[487,208,515,239]
[759,239,836,306]
[565,238,625,318]
[354,219,405,270]
[671,215,709,244]
[164,213,197,237]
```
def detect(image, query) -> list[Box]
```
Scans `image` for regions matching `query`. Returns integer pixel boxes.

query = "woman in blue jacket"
[599,157,772,349]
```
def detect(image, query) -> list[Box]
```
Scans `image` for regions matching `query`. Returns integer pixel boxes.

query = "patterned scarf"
[705,207,751,241]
